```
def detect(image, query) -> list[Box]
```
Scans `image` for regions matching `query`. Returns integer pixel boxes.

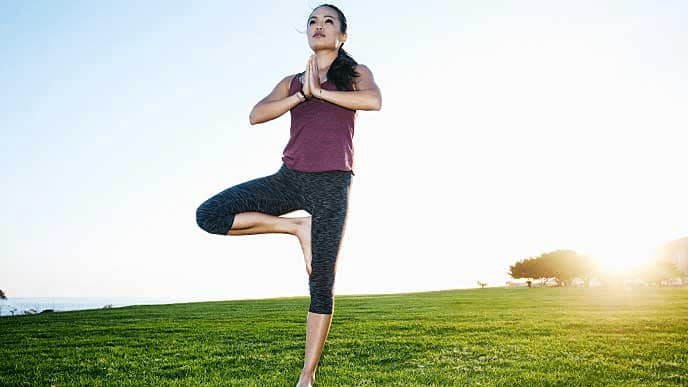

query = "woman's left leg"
[297,171,353,386]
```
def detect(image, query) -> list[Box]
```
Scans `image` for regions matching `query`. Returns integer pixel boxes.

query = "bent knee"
[196,202,234,235]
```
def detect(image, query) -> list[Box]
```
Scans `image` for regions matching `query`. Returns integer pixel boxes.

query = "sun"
[586,242,657,275]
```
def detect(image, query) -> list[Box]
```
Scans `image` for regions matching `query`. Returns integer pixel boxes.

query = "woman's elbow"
[249,107,260,125]
[371,97,382,111]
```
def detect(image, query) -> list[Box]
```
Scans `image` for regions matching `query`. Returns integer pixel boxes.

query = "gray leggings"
[195,163,353,314]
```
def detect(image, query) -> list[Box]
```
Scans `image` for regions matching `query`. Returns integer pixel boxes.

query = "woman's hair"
[308,4,360,91]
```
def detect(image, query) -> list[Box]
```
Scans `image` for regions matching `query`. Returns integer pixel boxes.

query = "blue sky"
[2,1,687,300]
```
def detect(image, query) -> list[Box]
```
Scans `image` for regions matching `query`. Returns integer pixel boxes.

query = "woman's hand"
[302,56,312,99]
[309,55,322,98]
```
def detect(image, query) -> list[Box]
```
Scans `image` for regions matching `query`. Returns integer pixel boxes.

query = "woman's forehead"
[309,7,336,19]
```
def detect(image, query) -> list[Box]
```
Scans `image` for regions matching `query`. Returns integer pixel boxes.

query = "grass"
[1,287,686,386]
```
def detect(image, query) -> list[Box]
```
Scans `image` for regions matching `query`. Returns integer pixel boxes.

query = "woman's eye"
[308,19,333,25]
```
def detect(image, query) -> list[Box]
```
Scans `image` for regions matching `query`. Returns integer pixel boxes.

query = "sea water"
[0,296,201,317]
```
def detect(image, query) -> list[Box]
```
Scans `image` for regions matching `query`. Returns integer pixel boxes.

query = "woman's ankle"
[297,370,315,386]
[299,368,315,380]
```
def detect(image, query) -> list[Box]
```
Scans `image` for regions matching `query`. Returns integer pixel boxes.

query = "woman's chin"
[309,42,335,51]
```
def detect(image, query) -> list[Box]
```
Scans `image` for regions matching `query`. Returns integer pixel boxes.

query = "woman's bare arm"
[313,64,382,111]
[249,74,302,125]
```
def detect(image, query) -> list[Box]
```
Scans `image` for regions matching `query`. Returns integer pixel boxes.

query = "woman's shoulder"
[276,72,301,84]
[275,73,302,94]
[352,64,374,91]
[353,64,374,78]
[283,72,305,87]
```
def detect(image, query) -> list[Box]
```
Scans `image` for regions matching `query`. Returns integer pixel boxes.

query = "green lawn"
[1,287,686,386]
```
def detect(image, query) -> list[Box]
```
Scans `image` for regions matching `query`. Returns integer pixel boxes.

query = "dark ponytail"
[329,45,359,91]
[313,4,360,91]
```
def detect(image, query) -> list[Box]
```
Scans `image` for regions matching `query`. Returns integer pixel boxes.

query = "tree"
[638,259,685,286]
[509,250,596,288]
[531,255,554,287]
[509,256,540,287]
[656,236,688,275]
[0,289,5,317]
[477,281,488,288]
[538,249,595,287]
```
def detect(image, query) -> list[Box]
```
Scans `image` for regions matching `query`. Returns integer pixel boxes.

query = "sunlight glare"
[586,241,658,275]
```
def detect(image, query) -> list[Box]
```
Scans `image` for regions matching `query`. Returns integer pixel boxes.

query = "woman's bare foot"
[294,216,312,275]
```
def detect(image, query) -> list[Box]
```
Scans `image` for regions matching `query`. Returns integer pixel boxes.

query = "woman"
[196,4,381,386]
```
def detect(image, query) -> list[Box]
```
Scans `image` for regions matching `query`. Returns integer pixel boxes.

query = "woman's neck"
[315,50,337,73]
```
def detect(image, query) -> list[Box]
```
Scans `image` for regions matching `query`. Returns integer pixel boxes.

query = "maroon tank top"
[281,74,357,175]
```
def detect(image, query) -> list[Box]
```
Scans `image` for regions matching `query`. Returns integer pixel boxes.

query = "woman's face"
[307,6,346,52]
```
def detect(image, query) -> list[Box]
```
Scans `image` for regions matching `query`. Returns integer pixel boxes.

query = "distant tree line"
[508,249,686,288]
[509,250,595,287]
[635,259,686,286]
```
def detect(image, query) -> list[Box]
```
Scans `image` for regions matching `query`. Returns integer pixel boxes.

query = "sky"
[2,1,687,301]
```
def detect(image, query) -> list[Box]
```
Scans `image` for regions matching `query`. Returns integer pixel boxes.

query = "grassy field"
[1,287,686,386]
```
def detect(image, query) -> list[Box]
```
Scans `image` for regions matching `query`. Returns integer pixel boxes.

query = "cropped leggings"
[195,163,353,314]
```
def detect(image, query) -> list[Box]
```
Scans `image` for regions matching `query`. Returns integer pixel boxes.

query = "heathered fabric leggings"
[195,163,353,314]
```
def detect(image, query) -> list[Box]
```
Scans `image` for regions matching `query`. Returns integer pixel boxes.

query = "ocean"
[0,296,205,317]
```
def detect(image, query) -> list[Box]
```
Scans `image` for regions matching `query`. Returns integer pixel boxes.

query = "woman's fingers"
[303,55,321,97]
[310,57,319,89]
[303,57,312,96]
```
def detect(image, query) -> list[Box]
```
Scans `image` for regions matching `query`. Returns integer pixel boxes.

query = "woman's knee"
[196,200,235,235]
[309,294,334,314]
[309,266,336,314]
